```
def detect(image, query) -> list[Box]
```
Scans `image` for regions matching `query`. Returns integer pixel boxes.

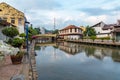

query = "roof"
[102,24,116,30]
[91,21,105,27]
[0,2,24,16]
[60,25,81,31]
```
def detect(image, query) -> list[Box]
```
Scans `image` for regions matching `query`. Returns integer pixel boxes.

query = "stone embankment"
[28,40,38,80]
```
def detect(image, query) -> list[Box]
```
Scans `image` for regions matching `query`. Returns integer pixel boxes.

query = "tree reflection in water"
[58,42,120,62]
[35,41,120,62]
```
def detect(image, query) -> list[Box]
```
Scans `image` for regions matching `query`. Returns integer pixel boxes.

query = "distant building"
[0,2,26,33]
[91,20,120,42]
[59,25,83,40]
[80,26,86,33]
[40,27,45,34]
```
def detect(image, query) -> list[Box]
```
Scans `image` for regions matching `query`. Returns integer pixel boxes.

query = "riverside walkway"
[0,40,37,80]
[66,39,120,48]
[0,51,29,80]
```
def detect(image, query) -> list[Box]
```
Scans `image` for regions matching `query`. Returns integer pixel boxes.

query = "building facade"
[0,2,26,33]
[59,25,83,40]
[91,20,120,42]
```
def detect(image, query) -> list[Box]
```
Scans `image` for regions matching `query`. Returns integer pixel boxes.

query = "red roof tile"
[61,25,81,30]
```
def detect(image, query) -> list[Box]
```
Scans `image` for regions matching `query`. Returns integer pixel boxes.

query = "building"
[91,20,120,42]
[59,25,83,40]
[0,2,26,33]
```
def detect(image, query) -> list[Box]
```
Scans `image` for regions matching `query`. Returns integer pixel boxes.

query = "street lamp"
[25,21,34,80]
[25,21,30,55]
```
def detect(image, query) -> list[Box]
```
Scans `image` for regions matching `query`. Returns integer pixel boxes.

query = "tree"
[52,29,59,34]
[34,28,41,34]
[2,27,19,38]
[84,26,96,37]
[28,26,39,41]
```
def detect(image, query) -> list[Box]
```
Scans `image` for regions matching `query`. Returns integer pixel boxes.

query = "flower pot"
[10,55,23,64]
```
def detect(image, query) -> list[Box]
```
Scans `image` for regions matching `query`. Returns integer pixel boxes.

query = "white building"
[59,25,83,40]
[91,20,120,41]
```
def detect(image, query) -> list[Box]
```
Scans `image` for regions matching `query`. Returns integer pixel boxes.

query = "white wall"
[92,22,113,38]
[18,25,24,34]
[68,35,80,40]
[0,25,6,41]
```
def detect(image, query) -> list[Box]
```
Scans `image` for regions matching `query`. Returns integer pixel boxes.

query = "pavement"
[0,55,28,80]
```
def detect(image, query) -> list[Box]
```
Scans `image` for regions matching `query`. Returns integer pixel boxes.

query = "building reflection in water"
[58,42,83,55]
[58,42,120,62]
[35,42,120,62]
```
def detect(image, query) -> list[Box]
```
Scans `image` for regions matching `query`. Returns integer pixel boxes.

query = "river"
[35,42,120,80]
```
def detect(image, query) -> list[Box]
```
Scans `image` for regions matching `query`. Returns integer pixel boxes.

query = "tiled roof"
[91,21,105,27]
[60,25,80,30]
[102,24,116,30]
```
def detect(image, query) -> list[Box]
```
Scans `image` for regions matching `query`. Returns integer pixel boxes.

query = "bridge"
[35,34,57,37]
[36,43,57,46]
[34,34,57,43]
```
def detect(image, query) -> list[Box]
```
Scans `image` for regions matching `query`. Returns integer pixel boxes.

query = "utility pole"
[54,17,56,30]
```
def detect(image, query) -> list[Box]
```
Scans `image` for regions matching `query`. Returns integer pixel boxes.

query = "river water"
[35,42,120,80]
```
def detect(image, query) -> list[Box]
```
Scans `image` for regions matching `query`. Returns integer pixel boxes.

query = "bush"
[2,27,19,38]
[19,33,26,38]
[12,38,24,48]
[90,36,96,41]
[97,37,110,42]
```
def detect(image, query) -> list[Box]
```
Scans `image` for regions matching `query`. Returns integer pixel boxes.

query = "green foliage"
[84,26,96,37]
[96,37,110,42]
[52,29,59,34]
[12,38,24,48]
[2,27,19,38]
[19,33,26,38]
[90,36,96,41]
[28,26,39,41]
[34,28,40,34]
[16,51,25,57]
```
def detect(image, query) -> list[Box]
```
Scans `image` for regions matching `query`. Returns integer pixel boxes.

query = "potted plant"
[10,51,25,64]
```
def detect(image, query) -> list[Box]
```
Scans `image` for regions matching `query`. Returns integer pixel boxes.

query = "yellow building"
[0,2,26,33]
[80,26,86,32]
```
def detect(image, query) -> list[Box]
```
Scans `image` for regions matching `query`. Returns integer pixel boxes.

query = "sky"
[1,0,120,30]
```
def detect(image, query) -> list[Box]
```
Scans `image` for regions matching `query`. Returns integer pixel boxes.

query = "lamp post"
[25,21,30,56]
[25,21,34,80]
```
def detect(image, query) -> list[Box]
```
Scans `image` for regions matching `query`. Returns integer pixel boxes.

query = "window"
[75,28,77,32]
[3,17,7,22]
[0,9,2,11]
[11,18,15,24]
[70,29,72,32]
[18,18,22,25]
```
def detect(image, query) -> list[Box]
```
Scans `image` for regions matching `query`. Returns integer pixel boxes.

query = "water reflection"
[59,42,120,62]
[35,42,120,80]
[36,42,120,62]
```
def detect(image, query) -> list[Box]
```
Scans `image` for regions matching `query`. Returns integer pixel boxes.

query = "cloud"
[84,15,107,25]
[1,0,120,29]
[80,7,120,16]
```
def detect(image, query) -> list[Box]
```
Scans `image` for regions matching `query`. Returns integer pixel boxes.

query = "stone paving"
[0,40,37,80]
[0,55,23,80]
